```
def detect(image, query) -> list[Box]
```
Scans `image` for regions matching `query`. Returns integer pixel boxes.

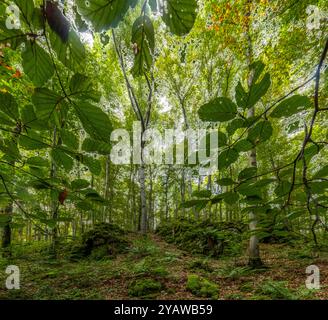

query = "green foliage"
[160,0,198,36]
[198,97,237,122]
[270,95,312,118]
[22,42,54,87]
[257,280,297,300]
[128,278,162,298]
[131,15,155,77]
[156,219,245,257]
[70,223,129,260]
[186,274,219,299]
[76,0,138,32]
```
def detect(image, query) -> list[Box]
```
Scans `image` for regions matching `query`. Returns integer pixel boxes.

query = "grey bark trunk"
[139,163,147,234]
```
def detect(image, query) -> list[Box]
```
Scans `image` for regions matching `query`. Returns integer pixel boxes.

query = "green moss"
[128,278,162,298]
[70,223,129,260]
[186,274,219,299]
[156,219,244,257]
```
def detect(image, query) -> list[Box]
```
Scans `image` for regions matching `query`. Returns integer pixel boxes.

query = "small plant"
[218,265,260,279]
[129,237,160,258]
[186,274,219,299]
[257,280,297,300]
[128,278,162,298]
[188,258,213,273]
[240,282,254,293]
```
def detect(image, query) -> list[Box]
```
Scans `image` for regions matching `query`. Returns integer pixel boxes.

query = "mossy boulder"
[128,278,162,298]
[186,274,219,299]
[70,223,129,260]
[156,219,245,257]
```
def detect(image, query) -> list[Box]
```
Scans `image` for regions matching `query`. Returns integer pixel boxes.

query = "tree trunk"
[139,163,147,234]
[1,202,13,257]
[247,108,263,268]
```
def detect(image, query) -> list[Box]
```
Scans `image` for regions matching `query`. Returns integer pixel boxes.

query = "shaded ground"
[0,233,327,300]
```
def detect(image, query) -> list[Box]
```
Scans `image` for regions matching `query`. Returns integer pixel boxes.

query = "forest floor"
[0,233,327,300]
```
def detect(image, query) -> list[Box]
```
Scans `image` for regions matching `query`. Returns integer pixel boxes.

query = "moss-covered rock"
[156,219,245,257]
[186,274,219,299]
[128,278,162,297]
[70,223,129,260]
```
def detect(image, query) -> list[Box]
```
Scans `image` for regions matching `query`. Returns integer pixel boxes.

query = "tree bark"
[139,163,147,234]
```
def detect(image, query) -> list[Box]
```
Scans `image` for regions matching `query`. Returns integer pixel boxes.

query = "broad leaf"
[131,15,155,77]
[198,97,237,122]
[248,121,273,144]
[22,42,54,86]
[76,0,138,32]
[73,101,112,143]
[161,0,198,36]
[270,95,312,118]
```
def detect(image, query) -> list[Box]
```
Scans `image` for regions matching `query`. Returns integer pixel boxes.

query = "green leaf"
[131,15,155,77]
[61,129,79,150]
[234,139,254,152]
[161,0,198,36]
[237,62,270,110]
[181,199,208,209]
[20,104,47,130]
[19,131,48,150]
[217,131,227,146]
[235,82,248,109]
[69,73,101,102]
[50,29,86,72]
[76,0,138,32]
[247,73,271,109]
[73,101,112,143]
[270,95,312,118]
[71,179,90,190]
[248,121,273,144]
[227,118,247,135]
[310,181,328,194]
[0,92,19,120]
[218,148,239,169]
[82,155,102,176]
[198,97,237,122]
[82,138,111,155]
[253,178,276,189]
[238,167,257,180]
[22,42,54,86]
[191,189,211,198]
[217,178,234,186]
[0,139,21,160]
[313,165,328,179]
[26,156,49,167]
[275,181,292,197]
[32,88,62,121]
[224,192,239,205]
[51,148,74,172]
[0,21,26,49]
[303,144,322,162]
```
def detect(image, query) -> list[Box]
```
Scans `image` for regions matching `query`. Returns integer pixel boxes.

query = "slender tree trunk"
[244,0,263,268]
[1,202,13,257]
[50,127,59,257]
[139,163,147,234]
